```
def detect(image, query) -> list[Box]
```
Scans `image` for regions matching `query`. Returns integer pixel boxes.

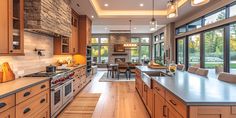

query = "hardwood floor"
[75,71,150,118]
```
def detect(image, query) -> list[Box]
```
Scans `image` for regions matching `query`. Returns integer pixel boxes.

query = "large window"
[204,9,226,25]
[187,19,202,31]
[188,34,200,67]
[230,24,236,74]
[177,38,185,64]
[100,46,109,63]
[131,38,140,43]
[91,38,99,44]
[140,46,150,60]
[92,46,99,63]
[131,48,139,62]
[101,38,109,43]
[141,37,150,43]
[91,36,109,63]
[176,26,187,35]
[160,42,165,63]
[204,28,224,69]
[230,4,236,17]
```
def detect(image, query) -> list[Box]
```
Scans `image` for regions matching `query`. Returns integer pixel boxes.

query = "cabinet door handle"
[23,108,31,114]
[0,102,6,108]
[41,85,46,89]
[9,50,13,53]
[163,105,167,117]
[40,98,46,104]
[169,100,177,106]
[23,92,31,97]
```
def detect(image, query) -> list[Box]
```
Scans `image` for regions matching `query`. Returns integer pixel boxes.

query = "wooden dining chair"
[117,63,129,80]
[177,64,185,71]
[106,64,112,77]
[218,72,236,83]
[187,66,198,73]
[195,68,209,77]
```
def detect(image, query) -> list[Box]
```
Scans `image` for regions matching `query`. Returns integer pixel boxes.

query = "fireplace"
[115,58,126,63]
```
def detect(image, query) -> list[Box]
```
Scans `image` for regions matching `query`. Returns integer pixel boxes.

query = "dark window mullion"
[200,33,205,68]
[186,36,189,70]
[225,25,230,72]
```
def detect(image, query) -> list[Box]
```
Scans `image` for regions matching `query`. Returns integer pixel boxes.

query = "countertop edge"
[0,78,50,99]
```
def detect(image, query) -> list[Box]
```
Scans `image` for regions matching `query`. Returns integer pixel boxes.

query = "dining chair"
[117,63,129,80]
[218,72,236,83]
[128,63,136,78]
[187,66,198,73]
[106,64,112,77]
[195,68,209,77]
[177,64,185,71]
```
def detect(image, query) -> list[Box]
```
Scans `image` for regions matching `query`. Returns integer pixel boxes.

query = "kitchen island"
[135,66,236,118]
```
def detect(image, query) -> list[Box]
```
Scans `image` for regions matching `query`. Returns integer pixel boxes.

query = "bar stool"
[187,66,198,73]
[218,72,236,83]
[177,64,185,71]
[195,68,209,77]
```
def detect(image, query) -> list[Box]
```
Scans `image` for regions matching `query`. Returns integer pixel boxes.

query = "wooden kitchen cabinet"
[190,106,231,118]
[0,0,24,55]
[78,15,92,55]
[0,107,15,118]
[167,103,183,118]
[70,10,79,54]
[154,92,166,118]
[54,36,71,55]
[147,87,154,117]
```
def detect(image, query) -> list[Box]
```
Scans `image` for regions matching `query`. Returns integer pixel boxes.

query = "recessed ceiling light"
[104,3,109,7]
[105,27,108,30]
[91,15,94,18]
[133,27,137,30]
[139,3,144,7]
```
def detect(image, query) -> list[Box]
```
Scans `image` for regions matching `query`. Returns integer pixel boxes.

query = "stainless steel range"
[25,69,74,118]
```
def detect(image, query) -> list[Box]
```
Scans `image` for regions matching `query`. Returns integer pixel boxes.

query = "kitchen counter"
[0,77,49,99]
[136,66,236,105]
[66,64,86,71]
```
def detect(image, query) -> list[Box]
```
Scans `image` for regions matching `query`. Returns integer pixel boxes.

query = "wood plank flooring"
[65,71,150,118]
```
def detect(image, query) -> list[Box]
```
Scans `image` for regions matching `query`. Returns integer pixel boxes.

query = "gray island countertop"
[136,66,236,105]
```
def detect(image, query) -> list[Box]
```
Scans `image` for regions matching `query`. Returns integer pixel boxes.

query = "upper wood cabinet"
[0,0,24,55]
[70,11,79,54]
[78,15,92,55]
[54,36,70,55]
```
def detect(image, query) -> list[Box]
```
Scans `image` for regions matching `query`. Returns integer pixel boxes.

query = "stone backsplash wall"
[109,34,131,64]
[24,0,71,37]
[0,32,72,78]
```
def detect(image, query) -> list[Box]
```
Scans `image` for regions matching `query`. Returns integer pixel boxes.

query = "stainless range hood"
[24,0,72,37]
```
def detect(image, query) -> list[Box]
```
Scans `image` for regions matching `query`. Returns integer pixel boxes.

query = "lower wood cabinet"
[32,107,50,118]
[0,107,15,118]
[16,90,49,118]
[0,80,50,118]
[72,65,90,97]
[190,106,231,118]
[154,92,166,118]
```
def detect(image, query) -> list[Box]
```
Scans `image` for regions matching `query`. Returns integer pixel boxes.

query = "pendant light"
[167,0,178,18]
[191,0,210,6]
[124,20,137,49]
[150,0,157,31]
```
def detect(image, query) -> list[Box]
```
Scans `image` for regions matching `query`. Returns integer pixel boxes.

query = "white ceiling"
[71,0,220,34]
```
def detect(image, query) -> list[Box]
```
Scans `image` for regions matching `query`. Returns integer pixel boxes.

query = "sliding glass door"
[188,34,200,67]
[204,28,224,69]
[230,24,236,74]
[177,38,185,64]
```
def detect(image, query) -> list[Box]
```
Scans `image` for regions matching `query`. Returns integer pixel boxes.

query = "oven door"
[51,84,63,116]
[62,79,73,104]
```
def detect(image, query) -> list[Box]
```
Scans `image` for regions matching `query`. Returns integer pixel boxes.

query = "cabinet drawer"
[232,106,236,114]
[0,94,15,113]
[16,90,49,118]
[153,81,165,98]
[16,81,49,104]
[166,91,187,118]
[32,107,50,118]
[0,106,15,118]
